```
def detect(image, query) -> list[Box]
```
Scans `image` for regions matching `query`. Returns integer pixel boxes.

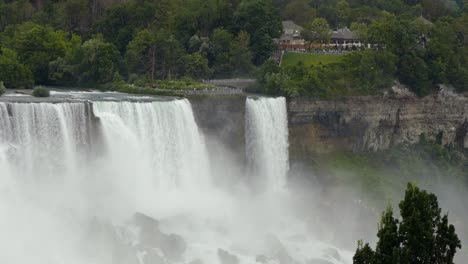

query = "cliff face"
[288,95,468,158]
[189,95,246,161]
[190,95,467,159]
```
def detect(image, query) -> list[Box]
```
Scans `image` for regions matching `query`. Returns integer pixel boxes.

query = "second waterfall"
[245,97,289,190]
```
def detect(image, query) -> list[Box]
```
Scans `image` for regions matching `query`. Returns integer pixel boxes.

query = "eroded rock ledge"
[288,95,468,157]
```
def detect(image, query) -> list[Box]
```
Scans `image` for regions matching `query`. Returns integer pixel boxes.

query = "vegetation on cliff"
[257,1,468,98]
[0,0,281,90]
[32,86,50,97]
[320,136,468,205]
[0,0,466,96]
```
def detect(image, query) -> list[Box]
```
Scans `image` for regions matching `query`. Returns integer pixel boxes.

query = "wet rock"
[160,233,186,261]
[187,259,203,264]
[264,234,299,264]
[256,255,271,263]
[218,248,239,264]
[132,213,186,261]
[256,254,281,264]
[133,212,161,232]
[288,95,468,156]
[86,218,139,264]
[142,248,167,264]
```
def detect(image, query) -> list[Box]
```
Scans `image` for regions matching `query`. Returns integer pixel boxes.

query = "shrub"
[32,86,50,97]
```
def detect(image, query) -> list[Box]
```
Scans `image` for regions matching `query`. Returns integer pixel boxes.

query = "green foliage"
[93,1,160,52]
[375,206,401,264]
[126,29,159,80]
[233,0,282,65]
[111,81,184,97]
[1,22,73,84]
[259,50,396,98]
[79,35,121,84]
[230,31,255,76]
[399,53,432,96]
[0,48,34,88]
[264,72,299,97]
[354,241,375,264]
[0,81,6,96]
[153,79,216,90]
[275,8,467,97]
[350,22,369,43]
[32,86,50,97]
[281,52,343,68]
[0,0,281,90]
[0,0,465,95]
[353,184,461,264]
[282,0,316,26]
[186,53,211,80]
[0,0,33,31]
[301,18,332,45]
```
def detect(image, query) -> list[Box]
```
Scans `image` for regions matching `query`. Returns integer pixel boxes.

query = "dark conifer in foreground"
[354,183,461,264]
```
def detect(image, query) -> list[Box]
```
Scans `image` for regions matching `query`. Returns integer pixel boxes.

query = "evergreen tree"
[353,183,461,264]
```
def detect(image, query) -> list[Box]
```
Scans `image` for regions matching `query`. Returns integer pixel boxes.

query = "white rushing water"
[0,97,350,264]
[93,100,211,191]
[0,102,90,186]
[246,97,289,190]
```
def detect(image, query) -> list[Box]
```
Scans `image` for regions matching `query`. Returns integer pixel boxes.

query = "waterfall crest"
[0,102,90,181]
[92,99,211,191]
[0,96,352,264]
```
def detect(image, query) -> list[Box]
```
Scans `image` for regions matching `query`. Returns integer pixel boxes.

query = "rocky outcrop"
[288,95,468,158]
[218,248,239,264]
[189,94,467,159]
[86,213,187,264]
[189,95,246,162]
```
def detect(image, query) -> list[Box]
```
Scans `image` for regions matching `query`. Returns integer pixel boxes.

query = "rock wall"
[190,94,467,160]
[288,95,468,158]
[189,95,246,162]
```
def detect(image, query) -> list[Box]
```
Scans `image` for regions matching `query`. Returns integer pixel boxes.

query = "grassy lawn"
[281,52,344,68]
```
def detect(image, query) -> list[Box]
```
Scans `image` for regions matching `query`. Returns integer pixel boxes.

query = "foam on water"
[0,98,351,264]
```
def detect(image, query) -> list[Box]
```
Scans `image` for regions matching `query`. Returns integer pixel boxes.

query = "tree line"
[0,0,466,96]
[257,0,468,97]
[0,0,282,89]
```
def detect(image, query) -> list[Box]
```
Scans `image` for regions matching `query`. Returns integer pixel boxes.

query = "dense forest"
[0,0,467,96]
[258,0,468,97]
[0,0,281,89]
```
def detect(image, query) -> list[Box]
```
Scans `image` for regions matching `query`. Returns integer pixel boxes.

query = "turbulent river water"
[0,93,352,264]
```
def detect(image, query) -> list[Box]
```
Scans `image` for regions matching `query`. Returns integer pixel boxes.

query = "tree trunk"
[151,46,156,81]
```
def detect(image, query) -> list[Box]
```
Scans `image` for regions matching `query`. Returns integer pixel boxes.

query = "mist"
[0,95,466,264]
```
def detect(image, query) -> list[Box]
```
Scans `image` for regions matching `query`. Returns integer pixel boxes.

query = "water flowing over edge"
[0,98,351,264]
[245,96,289,190]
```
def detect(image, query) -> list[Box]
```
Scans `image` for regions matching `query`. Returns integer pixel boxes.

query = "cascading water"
[245,97,289,190]
[0,102,94,263]
[0,102,91,184]
[0,95,351,264]
[92,100,211,191]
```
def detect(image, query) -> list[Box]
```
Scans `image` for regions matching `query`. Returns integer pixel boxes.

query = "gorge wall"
[189,95,468,160]
[288,95,468,158]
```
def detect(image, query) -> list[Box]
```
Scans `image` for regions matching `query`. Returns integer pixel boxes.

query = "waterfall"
[0,99,210,200]
[92,99,210,191]
[0,102,90,182]
[0,96,352,264]
[245,97,289,190]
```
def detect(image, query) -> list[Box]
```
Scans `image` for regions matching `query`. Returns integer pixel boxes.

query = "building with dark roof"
[277,21,306,51]
[331,27,358,44]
